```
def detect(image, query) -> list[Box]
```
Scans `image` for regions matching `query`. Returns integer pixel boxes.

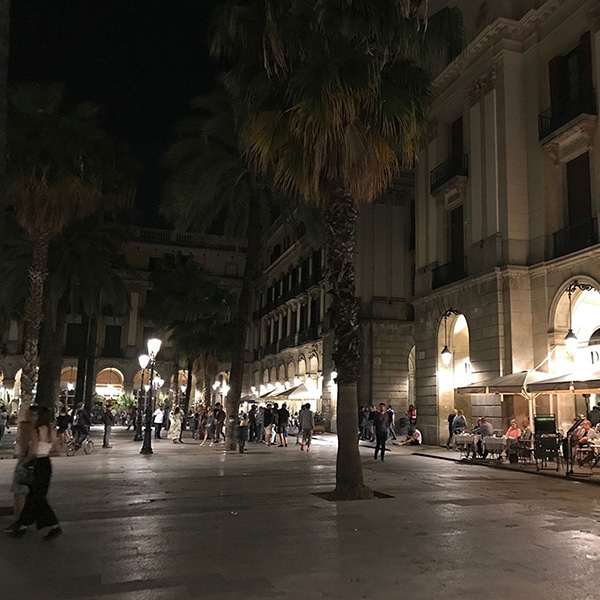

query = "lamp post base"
[133,413,144,442]
[140,419,153,455]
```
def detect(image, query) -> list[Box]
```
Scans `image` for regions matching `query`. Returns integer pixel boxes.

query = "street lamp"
[441,308,462,367]
[564,281,594,356]
[141,338,162,455]
[134,354,149,441]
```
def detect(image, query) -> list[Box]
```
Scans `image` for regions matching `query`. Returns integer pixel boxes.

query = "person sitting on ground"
[395,427,422,446]
[473,416,494,458]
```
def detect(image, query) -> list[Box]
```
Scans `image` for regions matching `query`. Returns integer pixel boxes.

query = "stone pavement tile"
[68,587,193,600]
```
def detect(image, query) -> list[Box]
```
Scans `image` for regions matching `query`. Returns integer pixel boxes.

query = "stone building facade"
[415,0,600,443]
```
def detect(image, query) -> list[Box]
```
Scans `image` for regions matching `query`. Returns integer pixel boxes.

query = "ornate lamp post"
[564,280,595,356]
[134,354,149,441]
[440,308,462,367]
[140,338,162,455]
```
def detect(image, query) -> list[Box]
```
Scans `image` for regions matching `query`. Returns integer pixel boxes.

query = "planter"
[313,425,325,433]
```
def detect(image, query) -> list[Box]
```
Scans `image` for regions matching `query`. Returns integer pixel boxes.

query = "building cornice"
[434,0,569,97]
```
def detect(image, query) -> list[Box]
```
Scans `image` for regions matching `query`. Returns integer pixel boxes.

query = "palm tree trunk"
[20,234,50,412]
[0,0,9,248]
[84,316,98,414]
[37,299,67,408]
[184,359,192,412]
[171,355,180,408]
[326,185,373,500]
[225,195,262,450]
[74,314,89,407]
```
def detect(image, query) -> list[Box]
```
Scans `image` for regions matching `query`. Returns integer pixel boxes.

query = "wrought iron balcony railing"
[553,217,598,259]
[430,154,469,194]
[538,86,597,140]
[432,256,468,290]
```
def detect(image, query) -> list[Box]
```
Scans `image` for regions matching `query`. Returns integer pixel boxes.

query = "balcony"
[430,154,469,195]
[278,334,297,350]
[553,217,598,259]
[432,257,468,290]
[538,87,597,141]
[298,326,319,345]
[264,342,278,356]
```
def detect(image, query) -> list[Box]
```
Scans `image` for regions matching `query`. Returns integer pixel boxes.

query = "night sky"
[9,0,219,227]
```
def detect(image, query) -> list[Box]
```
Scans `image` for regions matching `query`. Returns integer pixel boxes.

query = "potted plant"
[313,410,325,433]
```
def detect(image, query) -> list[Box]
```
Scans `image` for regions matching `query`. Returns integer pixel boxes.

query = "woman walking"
[201,407,214,446]
[7,406,62,540]
[167,405,184,443]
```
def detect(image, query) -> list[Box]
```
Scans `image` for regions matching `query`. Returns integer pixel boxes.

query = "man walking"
[102,403,116,448]
[298,403,314,452]
[277,403,290,447]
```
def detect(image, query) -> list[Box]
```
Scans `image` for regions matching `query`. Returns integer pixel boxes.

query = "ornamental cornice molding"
[434,0,568,96]
[468,64,498,107]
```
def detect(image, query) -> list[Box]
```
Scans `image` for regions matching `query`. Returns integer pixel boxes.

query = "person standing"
[7,406,62,540]
[167,406,184,443]
[373,403,391,462]
[407,404,417,428]
[248,404,257,442]
[277,403,290,447]
[4,419,32,534]
[298,403,314,452]
[153,405,165,439]
[446,408,458,448]
[255,406,265,444]
[213,403,226,443]
[263,403,273,446]
[102,403,116,448]
[0,404,8,442]
[387,405,397,441]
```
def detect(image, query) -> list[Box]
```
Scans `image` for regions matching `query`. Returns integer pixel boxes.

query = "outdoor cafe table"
[454,433,479,458]
[482,436,506,459]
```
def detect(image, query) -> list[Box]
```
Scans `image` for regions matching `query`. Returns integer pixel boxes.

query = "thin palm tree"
[162,89,281,449]
[211,0,463,499]
[8,82,120,409]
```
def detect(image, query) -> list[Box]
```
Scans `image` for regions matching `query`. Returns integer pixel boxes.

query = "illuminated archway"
[96,368,124,399]
[437,312,471,444]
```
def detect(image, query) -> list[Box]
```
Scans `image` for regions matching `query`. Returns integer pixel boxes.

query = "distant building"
[0,226,245,411]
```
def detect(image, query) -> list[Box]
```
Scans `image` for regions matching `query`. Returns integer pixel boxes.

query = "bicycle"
[66,436,94,456]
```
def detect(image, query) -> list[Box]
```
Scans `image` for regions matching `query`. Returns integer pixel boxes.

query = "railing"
[298,326,319,345]
[553,217,598,259]
[538,87,597,140]
[430,154,469,194]
[264,342,278,356]
[279,335,297,350]
[132,226,244,252]
[432,257,468,290]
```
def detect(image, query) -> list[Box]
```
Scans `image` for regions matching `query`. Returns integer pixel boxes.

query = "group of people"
[359,403,422,463]
[192,401,317,453]
[448,409,533,460]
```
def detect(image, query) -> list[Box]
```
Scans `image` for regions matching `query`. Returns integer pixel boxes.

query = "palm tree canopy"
[162,88,279,237]
[7,83,126,237]
[211,0,464,204]
[144,252,235,363]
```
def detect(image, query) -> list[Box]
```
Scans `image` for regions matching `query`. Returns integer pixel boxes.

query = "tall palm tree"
[8,83,120,409]
[163,90,280,449]
[0,0,8,247]
[144,252,235,411]
[211,0,463,499]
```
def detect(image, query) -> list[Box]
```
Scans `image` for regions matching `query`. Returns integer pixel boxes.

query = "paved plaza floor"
[1,426,600,599]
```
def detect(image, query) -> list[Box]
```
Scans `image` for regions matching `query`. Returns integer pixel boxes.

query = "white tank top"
[36,441,52,457]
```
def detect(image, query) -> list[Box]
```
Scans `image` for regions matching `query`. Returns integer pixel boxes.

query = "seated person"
[395,428,422,446]
[504,419,522,461]
[520,418,533,441]
[505,419,522,439]
[473,417,494,458]
[574,419,597,466]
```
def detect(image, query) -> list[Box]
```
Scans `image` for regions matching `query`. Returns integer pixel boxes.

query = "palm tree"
[7,83,120,409]
[0,0,8,247]
[211,0,463,499]
[162,90,280,449]
[144,252,235,412]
